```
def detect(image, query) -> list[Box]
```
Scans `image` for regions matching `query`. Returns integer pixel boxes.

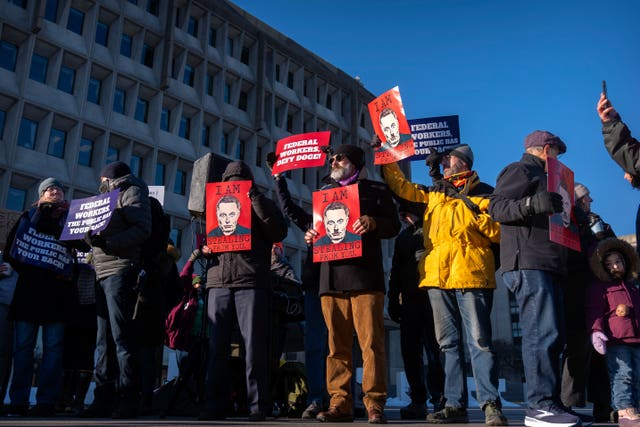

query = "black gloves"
[266,152,278,171]
[426,151,443,181]
[521,191,563,216]
[387,293,401,323]
[84,230,107,249]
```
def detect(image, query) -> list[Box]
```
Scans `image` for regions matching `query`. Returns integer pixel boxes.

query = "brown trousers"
[320,291,387,412]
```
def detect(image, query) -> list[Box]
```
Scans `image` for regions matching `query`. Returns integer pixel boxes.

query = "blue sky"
[232,0,640,236]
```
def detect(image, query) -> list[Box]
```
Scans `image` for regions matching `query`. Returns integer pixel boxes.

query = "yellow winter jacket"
[383,162,500,290]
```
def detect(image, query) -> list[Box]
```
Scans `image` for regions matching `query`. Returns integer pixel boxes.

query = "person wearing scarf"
[381,143,507,426]
[2,178,86,417]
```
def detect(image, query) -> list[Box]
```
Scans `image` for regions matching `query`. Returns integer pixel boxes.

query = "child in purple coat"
[585,238,640,427]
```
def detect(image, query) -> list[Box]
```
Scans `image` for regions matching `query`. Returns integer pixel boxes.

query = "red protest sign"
[206,180,252,253]
[311,184,362,262]
[547,157,580,252]
[368,86,415,165]
[271,131,330,175]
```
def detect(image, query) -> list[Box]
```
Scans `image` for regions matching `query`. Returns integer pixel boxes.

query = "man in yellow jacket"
[381,143,507,426]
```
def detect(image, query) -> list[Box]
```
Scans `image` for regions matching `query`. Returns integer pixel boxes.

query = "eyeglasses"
[329,154,345,164]
[45,186,62,193]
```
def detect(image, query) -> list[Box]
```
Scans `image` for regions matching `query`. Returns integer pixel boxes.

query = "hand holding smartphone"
[602,80,608,98]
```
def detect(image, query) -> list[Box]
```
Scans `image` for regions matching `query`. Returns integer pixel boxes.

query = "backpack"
[164,289,199,350]
[271,361,308,418]
[142,196,171,271]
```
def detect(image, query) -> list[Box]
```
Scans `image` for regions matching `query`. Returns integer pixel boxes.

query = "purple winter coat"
[585,237,640,346]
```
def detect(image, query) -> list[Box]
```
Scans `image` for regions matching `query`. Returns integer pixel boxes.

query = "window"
[47,127,66,158]
[6,187,27,211]
[160,107,170,131]
[44,0,58,22]
[78,137,93,166]
[0,109,5,139]
[201,125,210,146]
[187,16,198,37]
[286,114,293,133]
[120,34,132,57]
[174,169,186,194]
[17,118,38,149]
[240,47,250,65]
[174,9,181,28]
[275,64,280,82]
[287,71,294,89]
[29,53,48,83]
[0,41,18,72]
[57,65,75,94]
[87,77,101,104]
[134,98,148,122]
[95,21,109,46]
[256,145,262,167]
[155,163,165,185]
[236,140,245,160]
[220,132,228,154]
[183,64,194,86]
[106,146,119,162]
[223,83,230,103]
[169,228,182,248]
[226,37,233,56]
[206,73,214,95]
[67,7,85,35]
[208,28,216,47]
[146,0,159,15]
[113,88,125,114]
[326,93,332,109]
[131,154,143,178]
[179,116,190,139]
[238,91,248,111]
[8,0,26,8]
[141,43,154,67]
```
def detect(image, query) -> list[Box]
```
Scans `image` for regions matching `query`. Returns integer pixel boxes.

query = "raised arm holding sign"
[368,86,415,164]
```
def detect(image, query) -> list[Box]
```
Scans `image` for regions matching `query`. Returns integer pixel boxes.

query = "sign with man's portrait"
[547,157,580,251]
[206,180,252,253]
[368,86,415,165]
[311,184,362,262]
[271,131,330,175]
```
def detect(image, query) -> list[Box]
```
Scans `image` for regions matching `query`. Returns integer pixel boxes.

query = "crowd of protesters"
[0,92,638,427]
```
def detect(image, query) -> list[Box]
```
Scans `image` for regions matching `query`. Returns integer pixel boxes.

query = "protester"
[381,142,506,426]
[198,160,288,422]
[561,183,615,421]
[304,144,400,424]
[585,237,640,427]
[270,164,328,420]
[80,161,151,419]
[387,199,445,419]
[2,178,86,417]
[58,252,97,415]
[0,255,17,410]
[489,131,591,427]
[597,93,640,253]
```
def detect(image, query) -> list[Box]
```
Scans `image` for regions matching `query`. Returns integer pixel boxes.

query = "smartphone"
[602,80,607,98]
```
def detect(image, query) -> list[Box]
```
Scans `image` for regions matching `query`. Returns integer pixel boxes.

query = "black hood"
[222,161,254,181]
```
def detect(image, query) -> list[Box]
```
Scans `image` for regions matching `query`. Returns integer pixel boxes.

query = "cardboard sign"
[407,115,461,161]
[10,222,73,277]
[148,185,165,206]
[60,190,119,241]
[368,86,415,165]
[206,180,252,252]
[547,157,580,251]
[272,131,330,175]
[312,184,362,262]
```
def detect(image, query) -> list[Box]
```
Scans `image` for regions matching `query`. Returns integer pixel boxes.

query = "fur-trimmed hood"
[588,237,639,282]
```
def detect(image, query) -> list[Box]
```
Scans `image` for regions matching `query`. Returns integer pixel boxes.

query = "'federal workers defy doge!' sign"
[60,190,119,240]
[271,131,330,175]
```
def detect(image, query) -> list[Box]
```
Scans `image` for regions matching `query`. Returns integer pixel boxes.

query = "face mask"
[99,179,110,193]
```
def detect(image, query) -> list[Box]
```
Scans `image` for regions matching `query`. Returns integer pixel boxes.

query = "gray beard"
[330,163,355,181]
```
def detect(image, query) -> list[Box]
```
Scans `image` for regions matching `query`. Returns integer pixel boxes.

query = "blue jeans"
[606,344,640,410]
[427,288,499,409]
[94,270,139,405]
[304,290,328,406]
[502,269,565,408]
[10,321,64,406]
[204,287,271,415]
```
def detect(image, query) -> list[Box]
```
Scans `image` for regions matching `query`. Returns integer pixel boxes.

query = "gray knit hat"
[445,144,474,169]
[574,183,590,201]
[38,177,63,196]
